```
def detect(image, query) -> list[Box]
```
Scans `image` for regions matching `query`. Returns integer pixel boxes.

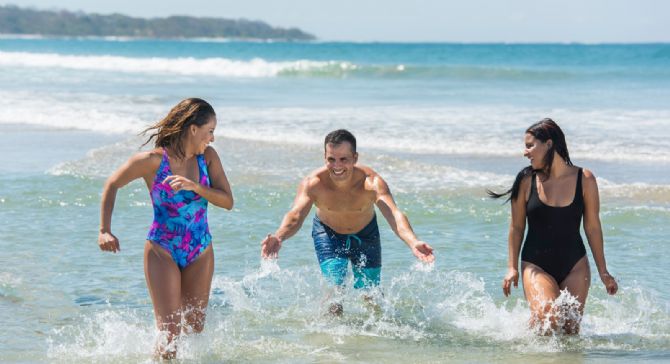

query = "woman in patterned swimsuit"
[98,98,233,359]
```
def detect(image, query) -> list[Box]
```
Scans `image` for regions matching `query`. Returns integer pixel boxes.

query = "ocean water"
[0,38,669,363]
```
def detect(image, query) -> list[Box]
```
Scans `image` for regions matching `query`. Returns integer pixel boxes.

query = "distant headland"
[0,5,316,40]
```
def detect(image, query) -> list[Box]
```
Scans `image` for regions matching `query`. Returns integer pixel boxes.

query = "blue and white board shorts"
[311,214,382,289]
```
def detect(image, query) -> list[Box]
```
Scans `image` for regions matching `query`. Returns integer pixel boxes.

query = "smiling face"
[189,116,216,154]
[325,141,358,183]
[523,132,552,170]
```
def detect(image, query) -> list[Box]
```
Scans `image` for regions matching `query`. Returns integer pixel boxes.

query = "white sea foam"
[6,49,664,81]
[584,286,670,338]
[47,310,155,360]
[0,34,47,39]
[48,137,142,178]
[596,178,670,203]
[39,122,670,199]
[208,106,670,163]
[3,90,670,165]
[0,272,22,287]
[0,272,23,304]
[0,91,159,134]
[0,51,337,78]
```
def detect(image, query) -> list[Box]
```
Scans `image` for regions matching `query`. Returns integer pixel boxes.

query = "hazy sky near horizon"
[2,0,669,42]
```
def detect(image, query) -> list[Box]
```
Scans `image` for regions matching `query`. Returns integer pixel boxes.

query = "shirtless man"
[261,129,435,314]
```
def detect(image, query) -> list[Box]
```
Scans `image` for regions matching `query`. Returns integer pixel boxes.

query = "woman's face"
[523,133,551,170]
[190,117,216,154]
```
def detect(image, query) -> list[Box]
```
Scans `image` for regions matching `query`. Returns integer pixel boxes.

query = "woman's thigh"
[559,256,591,312]
[144,241,182,328]
[521,261,561,312]
[180,245,214,330]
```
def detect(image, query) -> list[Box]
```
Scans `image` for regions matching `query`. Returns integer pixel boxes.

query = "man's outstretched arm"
[261,177,315,259]
[373,175,435,263]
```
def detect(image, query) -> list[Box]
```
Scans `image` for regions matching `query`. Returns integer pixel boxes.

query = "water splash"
[45,265,670,362]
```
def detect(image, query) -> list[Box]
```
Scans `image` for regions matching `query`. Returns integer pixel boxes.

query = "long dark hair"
[141,98,215,159]
[488,118,572,202]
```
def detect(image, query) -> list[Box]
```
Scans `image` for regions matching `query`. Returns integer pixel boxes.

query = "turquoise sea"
[0,38,669,363]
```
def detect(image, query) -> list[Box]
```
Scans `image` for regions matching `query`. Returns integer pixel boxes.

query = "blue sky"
[3,0,669,42]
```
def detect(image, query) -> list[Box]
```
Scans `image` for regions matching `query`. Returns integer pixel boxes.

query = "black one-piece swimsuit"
[521,168,587,284]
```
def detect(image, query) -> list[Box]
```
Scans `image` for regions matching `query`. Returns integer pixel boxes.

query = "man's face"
[325,142,358,182]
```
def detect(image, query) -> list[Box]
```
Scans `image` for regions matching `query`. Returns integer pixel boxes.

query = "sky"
[2,0,669,42]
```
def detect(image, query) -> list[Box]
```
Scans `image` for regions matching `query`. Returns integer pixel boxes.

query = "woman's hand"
[164,175,198,192]
[502,268,519,297]
[600,271,618,295]
[98,230,120,253]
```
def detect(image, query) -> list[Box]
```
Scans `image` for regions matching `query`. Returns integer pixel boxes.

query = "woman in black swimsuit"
[489,118,618,334]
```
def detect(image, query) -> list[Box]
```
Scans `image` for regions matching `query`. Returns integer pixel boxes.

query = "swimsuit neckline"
[534,169,581,209]
[162,147,204,188]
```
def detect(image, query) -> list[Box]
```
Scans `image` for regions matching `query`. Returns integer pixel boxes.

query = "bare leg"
[361,293,383,317]
[180,245,215,334]
[318,257,348,317]
[328,302,344,316]
[558,256,590,335]
[144,241,182,359]
[521,261,561,335]
[321,285,345,317]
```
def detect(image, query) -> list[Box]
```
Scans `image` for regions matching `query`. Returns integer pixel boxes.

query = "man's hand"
[411,241,434,263]
[261,234,282,259]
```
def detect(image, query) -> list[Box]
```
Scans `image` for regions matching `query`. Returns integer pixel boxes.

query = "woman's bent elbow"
[221,196,234,210]
[102,179,119,195]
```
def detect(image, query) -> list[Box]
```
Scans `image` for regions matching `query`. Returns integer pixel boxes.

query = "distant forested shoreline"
[0,5,315,40]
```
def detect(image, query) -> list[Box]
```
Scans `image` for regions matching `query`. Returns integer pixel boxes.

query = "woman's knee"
[156,310,182,335]
[183,305,207,333]
[529,301,560,333]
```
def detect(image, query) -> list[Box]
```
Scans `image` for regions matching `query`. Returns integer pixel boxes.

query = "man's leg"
[312,217,348,315]
[350,227,383,315]
[350,227,382,290]
[319,258,348,316]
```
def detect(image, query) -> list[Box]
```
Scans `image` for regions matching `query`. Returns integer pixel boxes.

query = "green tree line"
[0,5,316,40]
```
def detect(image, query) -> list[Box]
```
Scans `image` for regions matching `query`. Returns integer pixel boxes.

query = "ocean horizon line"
[1,33,669,45]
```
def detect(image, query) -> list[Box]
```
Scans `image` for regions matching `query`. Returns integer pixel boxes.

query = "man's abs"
[314,208,376,234]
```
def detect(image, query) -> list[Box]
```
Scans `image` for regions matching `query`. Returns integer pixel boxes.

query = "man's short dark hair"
[324,129,356,153]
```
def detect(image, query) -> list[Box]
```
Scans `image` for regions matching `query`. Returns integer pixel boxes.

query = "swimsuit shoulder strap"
[530,171,538,198]
[152,148,170,185]
[196,153,210,186]
[575,168,584,205]
[525,171,539,208]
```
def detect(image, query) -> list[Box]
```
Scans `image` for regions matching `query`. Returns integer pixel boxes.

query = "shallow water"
[1,39,669,362]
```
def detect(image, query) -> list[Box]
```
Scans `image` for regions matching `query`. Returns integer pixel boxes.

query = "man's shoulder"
[302,167,327,188]
[354,164,379,178]
[354,165,385,191]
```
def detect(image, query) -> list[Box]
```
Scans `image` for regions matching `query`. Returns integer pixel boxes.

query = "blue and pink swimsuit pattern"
[147,148,212,269]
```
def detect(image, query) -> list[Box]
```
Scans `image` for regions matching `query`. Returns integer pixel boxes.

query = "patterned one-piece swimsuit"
[147,148,211,269]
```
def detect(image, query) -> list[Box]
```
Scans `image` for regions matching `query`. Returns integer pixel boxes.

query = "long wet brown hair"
[488,118,573,202]
[142,98,215,159]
